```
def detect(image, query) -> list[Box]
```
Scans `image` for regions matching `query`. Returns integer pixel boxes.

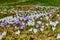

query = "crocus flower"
[35,16,40,20]
[27,20,35,26]
[0,34,3,40]
[45,16,49,20]
[37,21,41,24]
[0,31,7,40]
[0,20,8,27]
[29,28,33,31]
[46,23,49,26]
[47,12,52,16]
[3,20,8,26]
[25,16,31,21]
[57,34,60,39]
[48,12,52,14]
[13,20,22,26]
[2,31,7,36]
[57,14,59,17]
[40,28,44,31]
[36,24,39,28]
[52,27,56,31]
[41,22,44,28]
[42,22,44,25]
[33,29,37,33]
[19,21,22,26]
[13,21,19,26]
[15,30,20,34]
[50,21,58,27]
[20,24,26,29]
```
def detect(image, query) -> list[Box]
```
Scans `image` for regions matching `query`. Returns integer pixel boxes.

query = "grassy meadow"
[0,0,60,6]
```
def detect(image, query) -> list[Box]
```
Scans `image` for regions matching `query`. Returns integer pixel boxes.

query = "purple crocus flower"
[13,20,22,26]
[13,21,19,26]
[36,24,39,28]
[48,12,52,14]
[20,25,25,29]
[47,12,52,16]
[3,20,8,25]
[0,20,8,27]
[25,16,31,21]
[18,21,22,26]
[20,26,24,29]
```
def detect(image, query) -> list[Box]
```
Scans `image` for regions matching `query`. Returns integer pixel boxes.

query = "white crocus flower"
[0,35,3,40]
[0,18,4,22]
[57,34,60,39]
[37,21,41,24]
[15,30,20,34]
[7,16,13,20]
[35,15,40,19]
[52,27,56,31]
[55,21,59,24]
[27,20,35,26]
[13,17,18,21]
[50,21,58,27]
[19,17,23,20]
[46,23,49,26]
[50,14,52,16]
[16,14,20,18]
[40,28,44,31]
[15,26,17,28]
[57,14,59,17]
[29,28,33,31]
[33,29,38,33]
[0,31,7,40]
[0,17,8,22]
[41,26,44,28]
[45,16,49,20]
[2,31,7,36]
[34,11,37,13]
[30,15,35,20]
[22,22,25,25]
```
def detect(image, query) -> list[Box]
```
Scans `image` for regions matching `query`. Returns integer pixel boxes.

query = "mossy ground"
[0,24,60,40]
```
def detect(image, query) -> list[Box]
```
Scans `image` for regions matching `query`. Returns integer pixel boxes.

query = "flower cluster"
[0,6,60,29]
[0,6,60,40]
